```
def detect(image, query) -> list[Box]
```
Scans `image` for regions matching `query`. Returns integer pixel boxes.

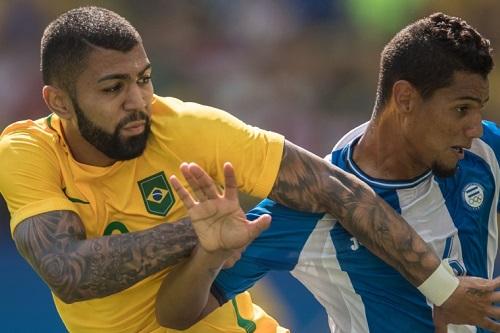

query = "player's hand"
[170,162,271,257]
[222,246,245,269]
[433,276,500,333]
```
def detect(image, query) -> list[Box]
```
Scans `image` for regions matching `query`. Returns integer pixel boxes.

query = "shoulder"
[331,122,368,151]
[468,120,500,166]
[150,95,275,141]
[324,123,367,167]
[1,116,58,158]
[480,120,500,148]
[152,95,235,122]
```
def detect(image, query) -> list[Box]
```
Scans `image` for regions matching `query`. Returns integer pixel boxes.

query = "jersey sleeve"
[166,99,285,199]
[0,131,78,236]
[213,199,324,302]
[480,120,500,212]
[195,103,284,198]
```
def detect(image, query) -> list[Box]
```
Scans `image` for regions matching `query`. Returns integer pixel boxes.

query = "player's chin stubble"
[73,100,151,160]
[431,160,457,178]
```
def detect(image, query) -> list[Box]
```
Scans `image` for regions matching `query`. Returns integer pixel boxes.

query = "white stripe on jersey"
[290,216,371,333]
[397,178,462,261]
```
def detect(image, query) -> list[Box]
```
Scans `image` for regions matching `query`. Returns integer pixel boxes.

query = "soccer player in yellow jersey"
[0,5,498,333]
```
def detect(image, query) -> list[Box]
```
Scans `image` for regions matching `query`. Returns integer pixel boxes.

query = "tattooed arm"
[155,143,439,329]
[13,210,197,303]
[269,141,500,331]
[269,141,437,285]
[155,153,500,331]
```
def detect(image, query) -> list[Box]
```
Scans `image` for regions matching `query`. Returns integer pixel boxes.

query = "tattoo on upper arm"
[269,140,355,214]
[14,210,197,303]
[269,141,439,285]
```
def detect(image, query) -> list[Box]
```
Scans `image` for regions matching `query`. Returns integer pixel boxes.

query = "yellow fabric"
[0,96,286,333]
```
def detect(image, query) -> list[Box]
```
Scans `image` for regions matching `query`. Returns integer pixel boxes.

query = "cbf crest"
[138,171,175,216]
[462,183,484,210]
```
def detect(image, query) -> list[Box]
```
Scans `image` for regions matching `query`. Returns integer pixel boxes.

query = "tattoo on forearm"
[14,211,197,303]
[269,141,439,285]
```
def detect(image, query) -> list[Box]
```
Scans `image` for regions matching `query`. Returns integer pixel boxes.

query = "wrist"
[417,260,459,306]
[194,246,233,267]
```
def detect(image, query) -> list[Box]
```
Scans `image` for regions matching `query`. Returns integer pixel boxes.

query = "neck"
[61,121,116,167]
[353,108,428,180]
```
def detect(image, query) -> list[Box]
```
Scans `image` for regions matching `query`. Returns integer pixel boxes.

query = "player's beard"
[431,161,457,178]
[72,99,151,160]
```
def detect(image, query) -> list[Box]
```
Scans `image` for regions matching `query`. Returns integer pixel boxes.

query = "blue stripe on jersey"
[481,120,500,212]
[443,235,453,259]
[214,199,324,301]
[435,150,495,279]
[330,222,434,332]
[331,147,434,332]
[330,143,349,168]
[482,120,500,164]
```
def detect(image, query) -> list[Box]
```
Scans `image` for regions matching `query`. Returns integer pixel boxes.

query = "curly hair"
[40,6,142,92]
[374,12,493,112]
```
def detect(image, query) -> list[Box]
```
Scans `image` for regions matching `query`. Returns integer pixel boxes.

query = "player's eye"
[103,83,123,93]
[455,106,469,114]
[138,75,152,85]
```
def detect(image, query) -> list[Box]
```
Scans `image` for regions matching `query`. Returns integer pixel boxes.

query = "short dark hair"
[41,6,142,92]
[375,12,493,112]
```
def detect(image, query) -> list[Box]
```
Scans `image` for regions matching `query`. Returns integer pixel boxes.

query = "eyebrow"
[455,95,489,105]
[97,63,152,83]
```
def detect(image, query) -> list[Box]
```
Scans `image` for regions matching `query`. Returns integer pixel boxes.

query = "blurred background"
[1,0,499,332]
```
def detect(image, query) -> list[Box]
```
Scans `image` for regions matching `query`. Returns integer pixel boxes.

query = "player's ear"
[42,85,74,120]
[392,80,418,114]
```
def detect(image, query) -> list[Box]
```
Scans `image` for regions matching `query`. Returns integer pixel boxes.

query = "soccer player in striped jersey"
[156,13,500,333]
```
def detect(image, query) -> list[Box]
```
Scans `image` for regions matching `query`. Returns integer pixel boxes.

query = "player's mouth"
[451,146,468,159]
[122,120,146,136]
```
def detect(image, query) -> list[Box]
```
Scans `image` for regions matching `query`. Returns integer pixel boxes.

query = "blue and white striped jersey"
[214,121,500,333]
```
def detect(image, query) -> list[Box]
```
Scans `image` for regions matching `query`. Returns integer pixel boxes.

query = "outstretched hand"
[433,276,500,333]
[170,162,271,254]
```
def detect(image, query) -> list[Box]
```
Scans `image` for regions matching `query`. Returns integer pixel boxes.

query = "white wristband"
[417,260,459,306]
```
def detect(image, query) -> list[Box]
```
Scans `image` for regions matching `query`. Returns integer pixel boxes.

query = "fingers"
[491,290,500,304]
[463,277,500,311]
[491,291,500,303]
[179,162,207,201]
[223,162,238,201]
[487,304,500,321]
[491,276,500,290]
[247,214,272,240]
[178,162,238,202]
[478,317,500,333]
[170,174,195,209]
[179,162,217,201]
[187,163,220,200]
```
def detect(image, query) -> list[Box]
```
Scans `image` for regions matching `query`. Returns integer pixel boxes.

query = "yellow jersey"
[0,96,288,333]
